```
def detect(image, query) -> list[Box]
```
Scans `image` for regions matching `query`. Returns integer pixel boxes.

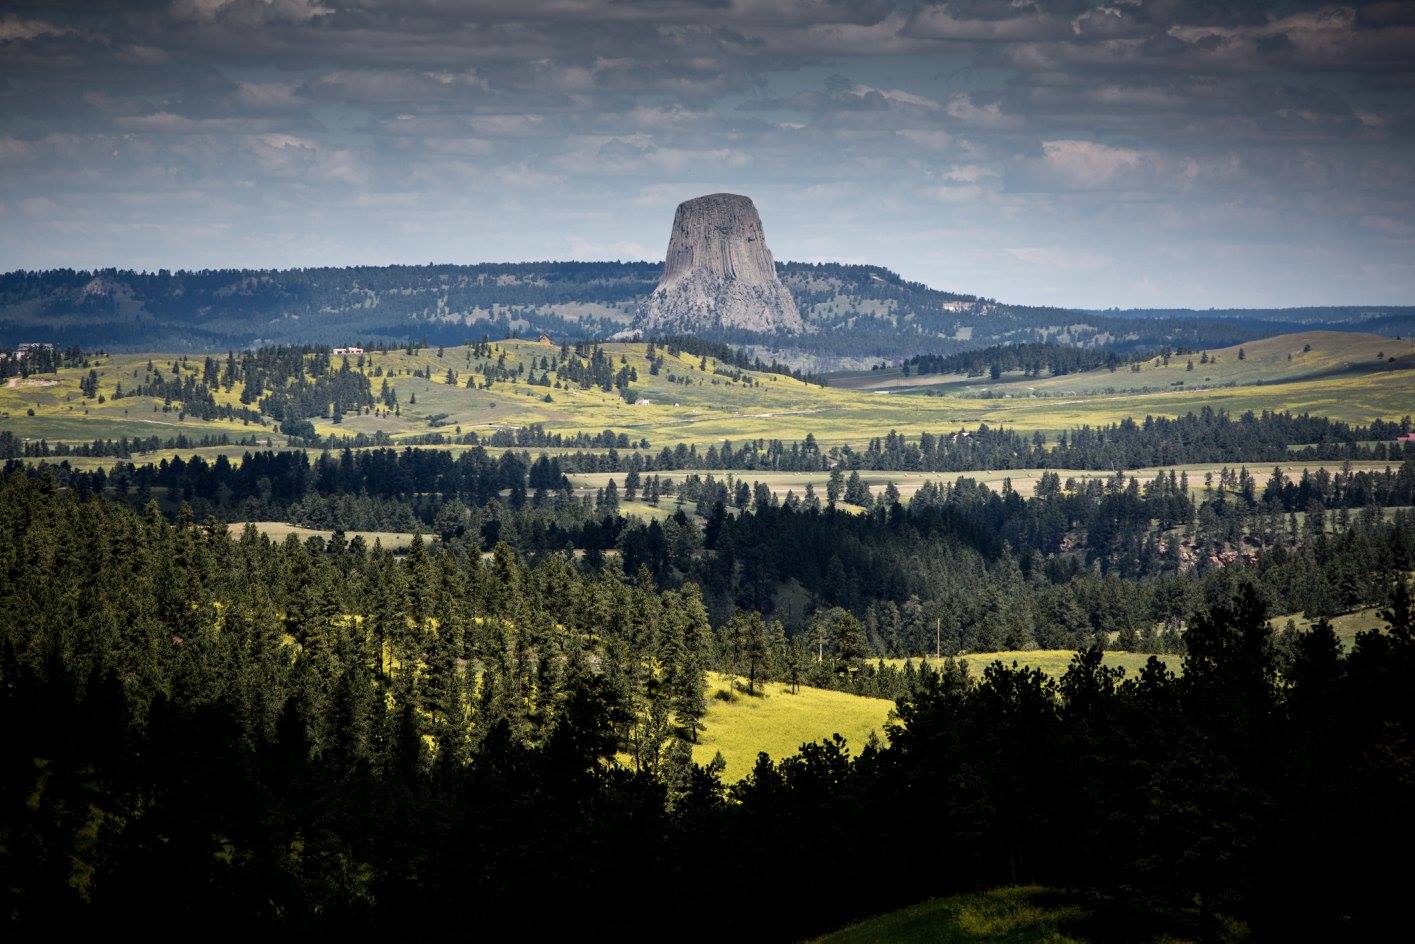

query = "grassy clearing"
[1268,605,1387,648]
[693,672,895,781]
[886,651,1178,679]
[570,460,1403,502]
[815,887,1086,944]
[0,351,273,443]
[226,521,425,551]
[814,885,1190,944]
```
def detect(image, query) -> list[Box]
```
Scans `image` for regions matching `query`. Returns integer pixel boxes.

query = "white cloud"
[1005,246,1110,271]
[0,15,71,42]
[1039,139,1148,188]
[896,129,954,151]
[171,0,332,26]
[946,93,1021,130]
[566,235,650,260]
[492,163,566,190]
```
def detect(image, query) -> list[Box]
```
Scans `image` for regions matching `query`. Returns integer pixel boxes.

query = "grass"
[829,331,1413,398]
[814,886,1192,944]
[0,351,273,443]
[886,651,1179,679]
[7,332,1412,455]
[569,461,1403,503]
[1268,605,1388,648]
[227,521,425,551]
[693,671,895,781]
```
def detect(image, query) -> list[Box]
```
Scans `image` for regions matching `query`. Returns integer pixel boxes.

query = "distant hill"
[828,331,1415,397]
[2,263,1410,365]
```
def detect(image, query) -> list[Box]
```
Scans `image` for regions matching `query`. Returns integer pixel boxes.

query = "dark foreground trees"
[1,473,1411,938]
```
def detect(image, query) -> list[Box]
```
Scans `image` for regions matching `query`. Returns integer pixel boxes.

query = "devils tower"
[639,193,804,335]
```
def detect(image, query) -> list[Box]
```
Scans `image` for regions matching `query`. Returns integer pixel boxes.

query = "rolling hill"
[5,328,1409,461]
[4,332,1412,455]
[830,331,1414,397]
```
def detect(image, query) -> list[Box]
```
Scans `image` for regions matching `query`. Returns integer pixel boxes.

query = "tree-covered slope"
[4,262,1410,361]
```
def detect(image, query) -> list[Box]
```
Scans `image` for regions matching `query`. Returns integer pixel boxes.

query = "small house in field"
[333,346,364,356]
[536,334,553,344]
[16,342,54,359]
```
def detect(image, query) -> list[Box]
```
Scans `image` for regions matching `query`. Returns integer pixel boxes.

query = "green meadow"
[225,521,426,551]
[1267,605,1389,649]
[694,671,895,781]
[814,885,1191,944]
[886,650,1178,679]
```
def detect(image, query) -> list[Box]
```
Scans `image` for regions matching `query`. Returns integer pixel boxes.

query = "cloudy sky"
[2,1,1412,308]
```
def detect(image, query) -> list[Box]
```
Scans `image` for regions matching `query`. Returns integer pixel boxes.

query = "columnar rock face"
[639,193,804,335]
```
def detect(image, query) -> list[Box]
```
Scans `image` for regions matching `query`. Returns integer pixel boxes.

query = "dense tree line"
[662,471,1415,655]
[19,451,1415,664]
[899,341,1131,378]
[544,410,1415,475]
[0,431,264,460]
[0,473,1409,937]
[282,425,647,452]
[0,343,80,378]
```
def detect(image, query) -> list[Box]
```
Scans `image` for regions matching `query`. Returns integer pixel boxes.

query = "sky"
[1,1,1412,309]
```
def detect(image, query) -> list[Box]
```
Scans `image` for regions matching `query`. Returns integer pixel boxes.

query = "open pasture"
[226,521,425,551]
[886,650,1179,679]
[694,671,895,781]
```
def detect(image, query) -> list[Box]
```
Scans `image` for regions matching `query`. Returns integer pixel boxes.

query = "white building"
[15,342,55,360]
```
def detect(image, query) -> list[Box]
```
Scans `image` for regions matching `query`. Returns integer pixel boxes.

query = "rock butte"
[639,193,804,335]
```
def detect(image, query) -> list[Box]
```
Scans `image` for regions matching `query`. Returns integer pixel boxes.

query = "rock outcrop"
[638,193,803,335]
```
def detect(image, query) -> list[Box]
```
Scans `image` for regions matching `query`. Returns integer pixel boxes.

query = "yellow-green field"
[814,885,1187,944]
[2,364,266,442]
[570,460,1404,502]
[831,330,1413,398]
[1268,605,1388,648]
[887,650,1179,679]
[5,332,1411,455]
[226,521,426,551]
[694,672,895,781]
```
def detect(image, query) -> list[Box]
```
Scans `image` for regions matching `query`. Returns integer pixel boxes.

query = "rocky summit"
[638,192,804,335]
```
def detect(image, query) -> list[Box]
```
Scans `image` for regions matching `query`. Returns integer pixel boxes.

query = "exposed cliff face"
[639,193,804,335]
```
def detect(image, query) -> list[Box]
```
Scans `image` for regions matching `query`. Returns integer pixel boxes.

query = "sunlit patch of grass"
[885,651,1178,679]
[693,672,894,781]
[815,886,1198,944]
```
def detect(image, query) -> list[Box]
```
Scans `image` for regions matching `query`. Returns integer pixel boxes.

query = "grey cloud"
[0,0,1411,308]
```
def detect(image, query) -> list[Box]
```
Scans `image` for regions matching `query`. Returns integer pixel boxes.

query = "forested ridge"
[7,262,1406,357]
[16,452,1415,665]
[898,341,1132,378]
[1,473,1411,937]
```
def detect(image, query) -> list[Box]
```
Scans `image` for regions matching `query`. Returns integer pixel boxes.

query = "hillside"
[4,334,1412,453]
[815,887,1188,944]
[5,263,1412,365]
[953,331,1411,398]
[832,331,1414,397]
[696,672,894,781]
